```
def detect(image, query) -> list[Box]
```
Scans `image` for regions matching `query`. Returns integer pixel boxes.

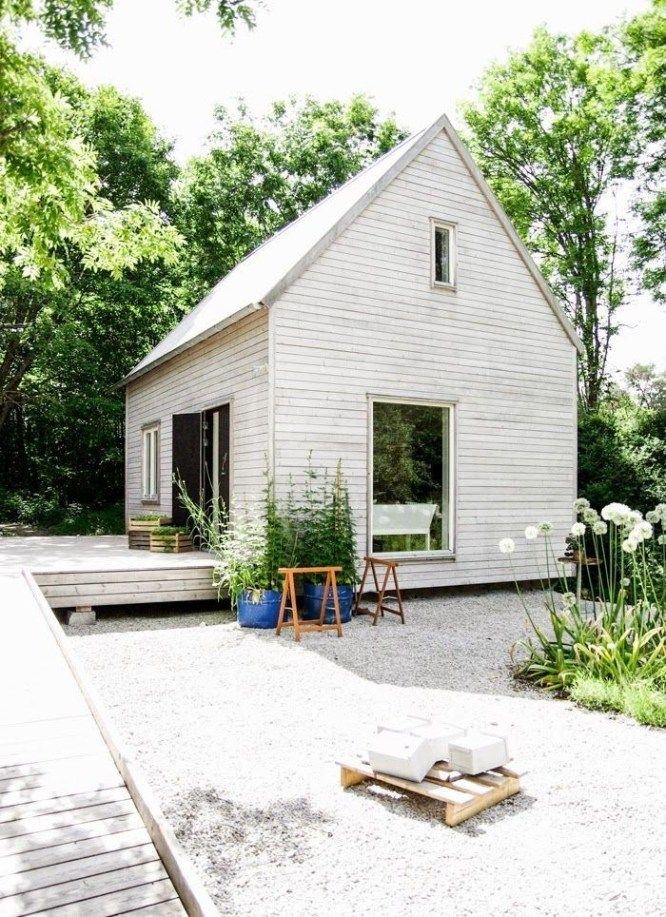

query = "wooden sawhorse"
[276,566,344,641]
[353,556,405,625]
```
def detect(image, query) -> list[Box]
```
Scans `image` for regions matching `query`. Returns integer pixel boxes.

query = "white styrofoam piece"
[368,730,434,783]
[448,733,510,775]
[409,721,466,762]
[376,715,430,735]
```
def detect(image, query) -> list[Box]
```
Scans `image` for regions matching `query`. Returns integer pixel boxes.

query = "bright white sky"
[34,0,664,375]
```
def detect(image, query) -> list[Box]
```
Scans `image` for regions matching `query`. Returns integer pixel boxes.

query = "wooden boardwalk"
[0,536,217,612]
[0,571,215,915]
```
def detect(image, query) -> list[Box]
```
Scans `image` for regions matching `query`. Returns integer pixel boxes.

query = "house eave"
[116,301,266,389]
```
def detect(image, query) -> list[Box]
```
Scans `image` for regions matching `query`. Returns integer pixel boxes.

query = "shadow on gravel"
[251,588,549,700]
[166,787,331,910]
[350,781,536,834]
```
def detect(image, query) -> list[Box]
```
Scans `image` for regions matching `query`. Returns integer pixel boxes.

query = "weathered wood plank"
[0,800,138,840]
[0,826,151,877]
[0,858,169,916]
[116,898,187,916]
[0,812,144,857]
[0,786,131,824]
[41,877,179,916]
[0,842,158,896]
[0,771,124,809]
[0,753,112,788]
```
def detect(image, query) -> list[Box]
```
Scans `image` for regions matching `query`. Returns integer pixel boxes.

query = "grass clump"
[570,675,666,727]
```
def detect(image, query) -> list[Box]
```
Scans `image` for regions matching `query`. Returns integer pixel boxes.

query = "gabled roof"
[123,113,582,385]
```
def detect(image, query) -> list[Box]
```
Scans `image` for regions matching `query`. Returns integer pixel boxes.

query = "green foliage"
[0,488,124,534]
[289,460,358,585]
[570,675,666,727]
[507,499,666,726]
[174,96,407,302]
[151,526,188,535]
[176,0,258,33]
[177,476,295,609]
[578,406,666,512]
[623,0,666,304]
[462,25,641,408]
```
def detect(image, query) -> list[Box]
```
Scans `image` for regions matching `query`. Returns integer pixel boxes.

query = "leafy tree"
[174,96,407,303]
[623,0,666,304]
[624,362,666,410]
[0,77,183,501]
[462,27,640,409]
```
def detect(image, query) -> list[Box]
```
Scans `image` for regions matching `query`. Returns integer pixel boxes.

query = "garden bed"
[65,588,665,916]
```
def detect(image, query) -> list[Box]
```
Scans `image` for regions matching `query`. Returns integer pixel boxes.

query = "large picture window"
[371,400,453,555]
[142,423,160,502]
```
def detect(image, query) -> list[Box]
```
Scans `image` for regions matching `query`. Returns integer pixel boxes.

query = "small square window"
[432,221,456,288]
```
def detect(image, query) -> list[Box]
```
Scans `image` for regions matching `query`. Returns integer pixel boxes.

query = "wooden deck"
[0,536,217,610]
[0,570,218,915]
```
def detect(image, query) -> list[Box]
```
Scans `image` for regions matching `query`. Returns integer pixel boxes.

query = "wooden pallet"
[337,754,524,827]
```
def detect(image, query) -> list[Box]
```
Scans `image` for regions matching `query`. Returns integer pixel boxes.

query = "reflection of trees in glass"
[373,403,443,507]
[372,402,445,553]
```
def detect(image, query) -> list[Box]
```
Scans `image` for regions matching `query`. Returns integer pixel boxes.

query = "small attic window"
[431,220,456,289]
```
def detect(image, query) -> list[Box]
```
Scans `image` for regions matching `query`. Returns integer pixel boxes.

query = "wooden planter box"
[128,516,171,550]
[149,531,193,554]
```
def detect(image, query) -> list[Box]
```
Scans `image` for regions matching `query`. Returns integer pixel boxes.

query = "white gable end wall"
[125,309,269,521]
[270,128,577,588]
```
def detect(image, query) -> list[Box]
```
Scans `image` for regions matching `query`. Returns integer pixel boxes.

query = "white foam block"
[448,733,509,775]
[368,730,434,783]
[409,721,466,762]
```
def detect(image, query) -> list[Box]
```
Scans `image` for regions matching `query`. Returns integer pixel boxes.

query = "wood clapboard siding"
[270,128,577,588]
[126,309,270,520]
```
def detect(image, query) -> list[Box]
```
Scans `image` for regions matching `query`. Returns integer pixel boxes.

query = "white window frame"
[430,219,457,290]
[368,396,456,560]
[141,422,160,503]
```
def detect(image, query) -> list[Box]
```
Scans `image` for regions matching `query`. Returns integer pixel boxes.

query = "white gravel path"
[65,589,666,917]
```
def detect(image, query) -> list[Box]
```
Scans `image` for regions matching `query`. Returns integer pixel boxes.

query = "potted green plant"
[178,477,293,628]
[294,461,358,623]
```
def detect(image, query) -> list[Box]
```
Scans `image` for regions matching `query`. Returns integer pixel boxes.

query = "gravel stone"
[66,588,666,916]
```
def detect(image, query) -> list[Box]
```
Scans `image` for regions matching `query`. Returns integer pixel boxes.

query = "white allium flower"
[621,577,630,587]
[592,520,608,536]
[562,592,576,607]
[655,503,666,523]
[499,538,515,554]
[538,521,553,535]
[627,510,644,527]
[622,538,638,554]
[634,520,653,540]
[601,503,631,525]
[573,498,590,513]
[658,534,666,546]
[570,522,586,538]
[583,507,599,524]
[646,510,659,524]
[524,525,539,541]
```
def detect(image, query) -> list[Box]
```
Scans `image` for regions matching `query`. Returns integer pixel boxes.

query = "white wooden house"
[122,113,582,588]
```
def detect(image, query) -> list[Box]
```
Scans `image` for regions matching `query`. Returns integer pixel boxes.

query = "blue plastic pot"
[302,582,354,624]
[237,589,282,629]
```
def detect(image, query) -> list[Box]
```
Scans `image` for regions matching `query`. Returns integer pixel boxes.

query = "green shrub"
[570,675,666,728]
[569,675,624,711]
[504,498,666,727]
[289,459,358,586]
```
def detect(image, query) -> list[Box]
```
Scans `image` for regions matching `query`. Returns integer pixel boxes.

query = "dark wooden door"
[171,412,202,527]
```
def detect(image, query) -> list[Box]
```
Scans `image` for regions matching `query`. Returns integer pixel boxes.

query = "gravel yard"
[66,588,665,917]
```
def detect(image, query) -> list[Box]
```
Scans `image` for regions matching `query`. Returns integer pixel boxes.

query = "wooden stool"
[353,556,405,625]
[276,566,344,641]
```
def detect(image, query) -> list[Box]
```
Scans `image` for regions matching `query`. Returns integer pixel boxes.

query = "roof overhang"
[116,302,266,389]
